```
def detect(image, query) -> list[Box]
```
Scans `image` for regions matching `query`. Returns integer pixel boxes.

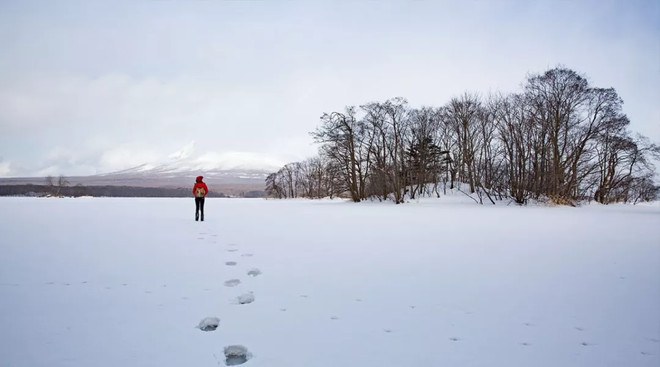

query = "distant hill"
[0,150,282,197]
[0,166,270,198]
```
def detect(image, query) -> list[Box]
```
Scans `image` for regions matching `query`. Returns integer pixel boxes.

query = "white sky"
[0,0,658,177]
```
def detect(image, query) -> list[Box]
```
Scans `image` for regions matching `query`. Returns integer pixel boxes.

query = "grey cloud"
[0,0,658,177]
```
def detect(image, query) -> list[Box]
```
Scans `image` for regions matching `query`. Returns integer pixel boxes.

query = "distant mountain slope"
[0,149,280,196]
[0,168,271,197]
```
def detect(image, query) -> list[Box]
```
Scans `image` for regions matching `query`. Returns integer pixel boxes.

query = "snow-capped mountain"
[89,150,284,190]
[109,142,281,175]
[112,147,285,176]
[94,149,281,186]
[0,148,285,196]
[0,140,290,196]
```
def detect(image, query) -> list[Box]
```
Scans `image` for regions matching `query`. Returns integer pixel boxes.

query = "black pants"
[195,197,205,221]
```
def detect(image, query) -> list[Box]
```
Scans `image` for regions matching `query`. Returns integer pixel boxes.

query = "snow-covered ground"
[0,195,658,367]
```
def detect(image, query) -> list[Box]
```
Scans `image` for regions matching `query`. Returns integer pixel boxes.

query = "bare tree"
[57,176,70,197]
[492,93,534,203]
[44,175,69,197]
[265,173,282,198]
[446,93,483,193]
[594,132,660,203]
[525,68,592,202]
[382,97,410,204]
[45,176,55,196]
[361,101,391,200]
[312,107,367,202]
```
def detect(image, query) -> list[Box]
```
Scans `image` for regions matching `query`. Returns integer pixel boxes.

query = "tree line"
[0,175,266,198]
[0,175,232,198]
[0,184,230,198]
[266,67,659,205]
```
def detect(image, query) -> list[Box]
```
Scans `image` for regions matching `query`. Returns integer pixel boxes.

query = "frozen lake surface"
[1,196,659,366]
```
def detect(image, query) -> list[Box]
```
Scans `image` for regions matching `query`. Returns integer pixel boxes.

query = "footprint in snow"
[197,317,220,331]
[247,268,261,277]
[226,261,237,266]
[224,345,252,366]
[449,337,461,342]
[227,249,238,253]
[330,316,339,320]
[224,279,241,287]
[241,253,253,257]
[235,293,255,305]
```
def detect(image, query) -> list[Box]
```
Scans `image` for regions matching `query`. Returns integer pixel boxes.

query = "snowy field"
[1,196,659,367]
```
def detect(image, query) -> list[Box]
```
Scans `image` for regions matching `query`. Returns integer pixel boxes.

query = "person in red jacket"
[192,176,209,221]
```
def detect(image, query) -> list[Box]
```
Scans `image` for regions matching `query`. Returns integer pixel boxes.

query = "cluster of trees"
[44,175,75,196]
[266,67,659,205]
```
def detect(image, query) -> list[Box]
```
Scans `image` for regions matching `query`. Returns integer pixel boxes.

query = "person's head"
[196,176,203,183]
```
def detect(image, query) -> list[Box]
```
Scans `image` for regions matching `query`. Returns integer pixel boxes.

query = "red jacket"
[193,176,209,197]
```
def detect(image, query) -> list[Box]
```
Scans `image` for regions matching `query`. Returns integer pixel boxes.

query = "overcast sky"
[0,0,658,177]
